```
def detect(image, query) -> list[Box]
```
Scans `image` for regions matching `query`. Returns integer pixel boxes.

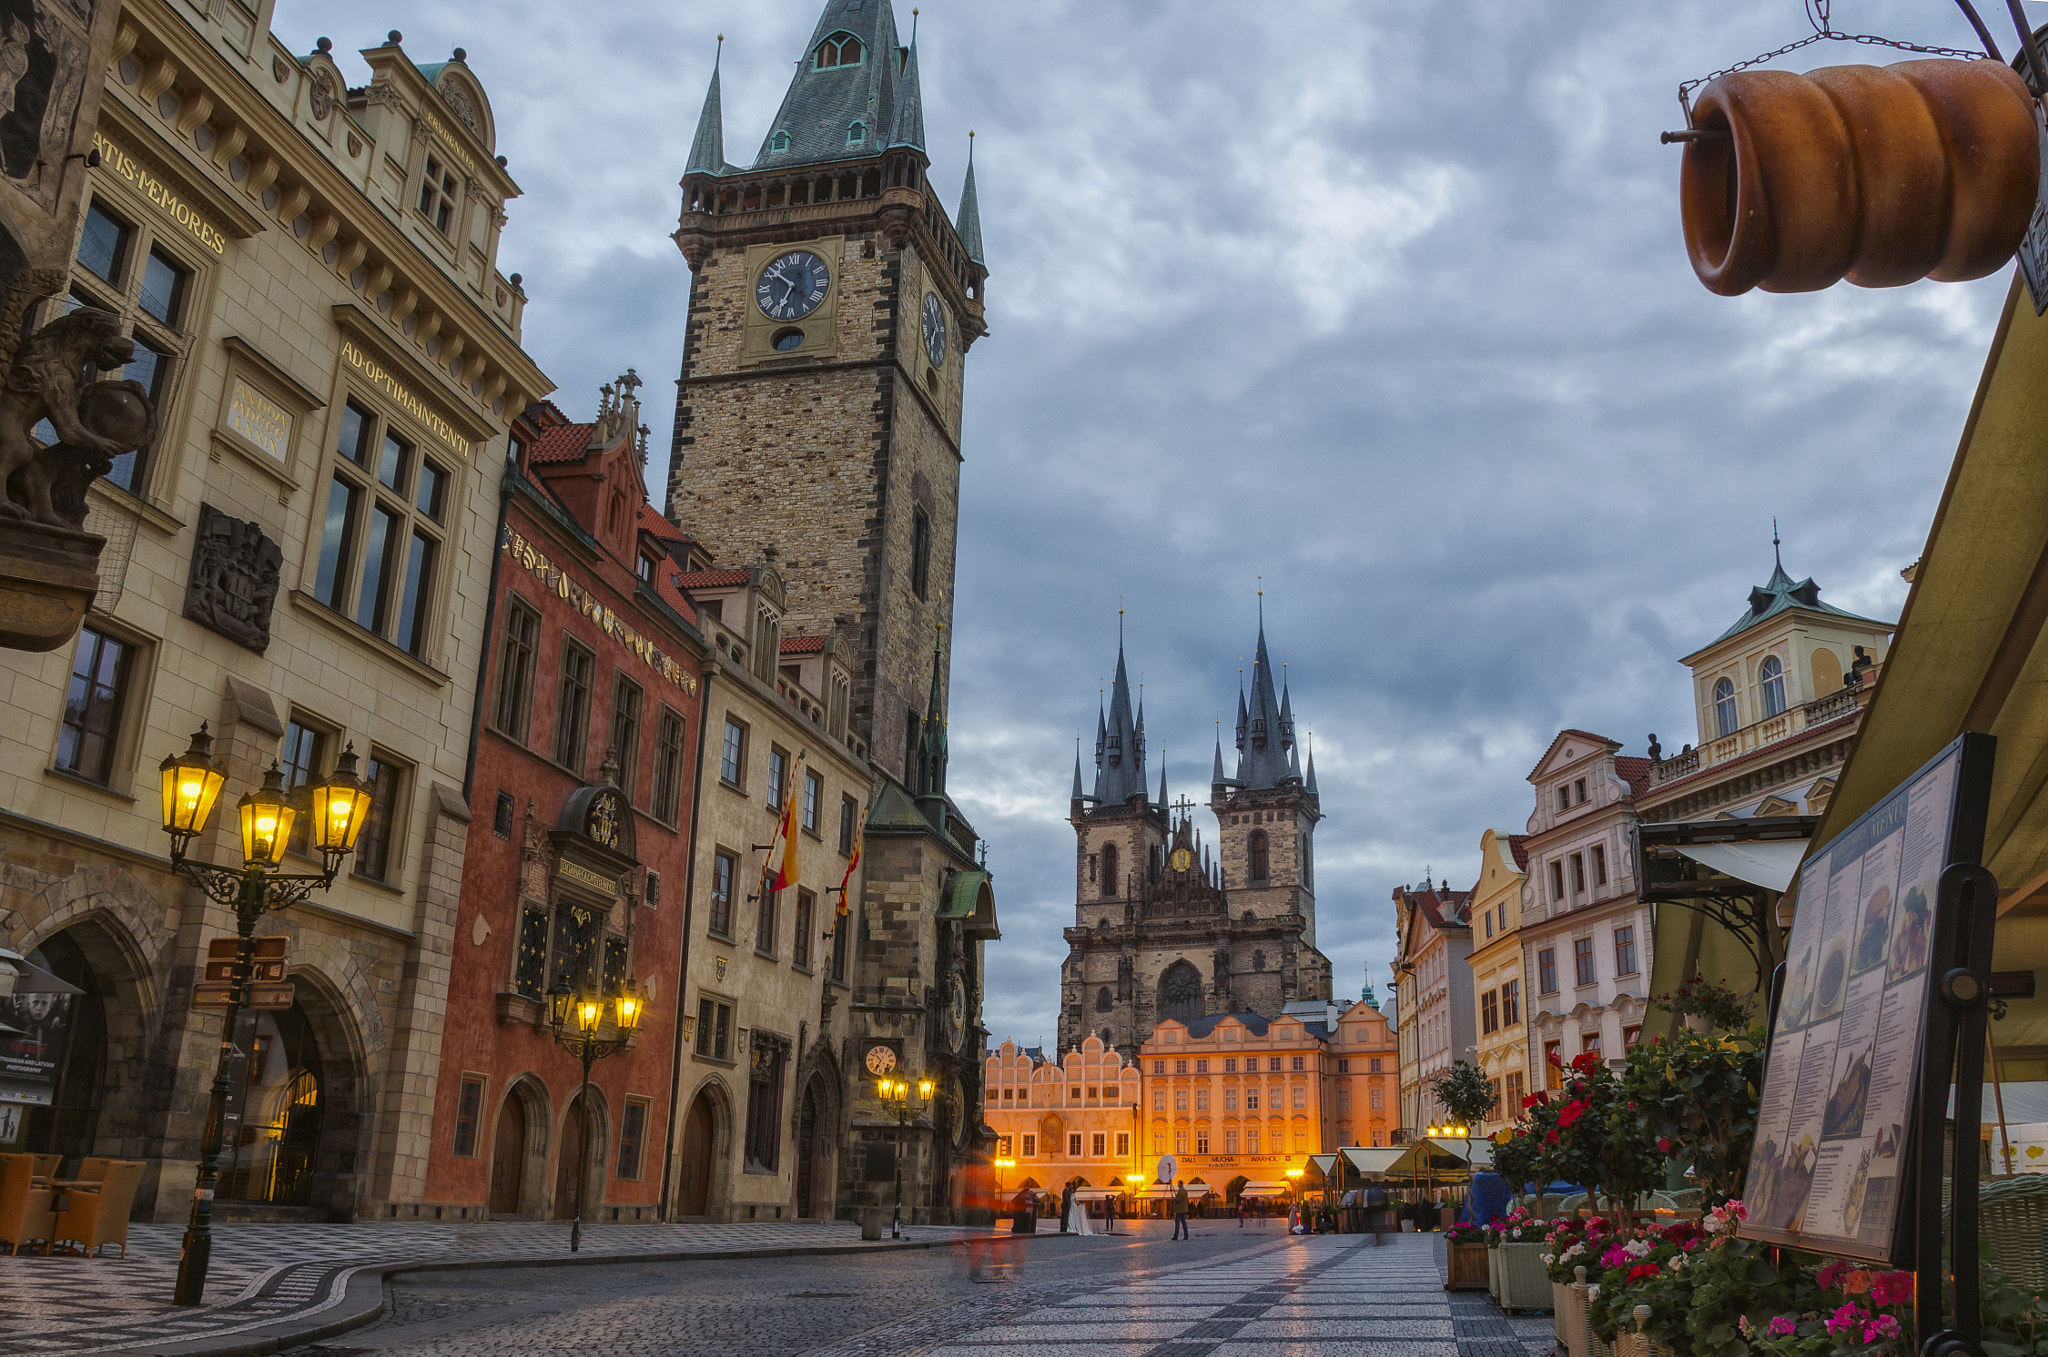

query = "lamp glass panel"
[310,781,370,853]
[240,794,296,865]
[161,757,225,836]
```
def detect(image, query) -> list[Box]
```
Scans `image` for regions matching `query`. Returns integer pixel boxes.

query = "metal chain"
[1678,0,1987,116]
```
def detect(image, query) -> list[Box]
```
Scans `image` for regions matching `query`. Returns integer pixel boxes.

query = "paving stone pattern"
[0,1218,979,1356]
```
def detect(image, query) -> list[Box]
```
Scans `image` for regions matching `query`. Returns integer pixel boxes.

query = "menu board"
[1740,740,1963,1261]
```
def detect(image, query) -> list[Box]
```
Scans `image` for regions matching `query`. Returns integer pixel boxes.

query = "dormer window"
[417,155,459,236]
[846,121,868,146]
[771,129,792,153]
[637,554,654,582]
[814,32,865,69]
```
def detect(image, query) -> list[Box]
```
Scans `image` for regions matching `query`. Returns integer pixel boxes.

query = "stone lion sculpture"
[0,278,155,528]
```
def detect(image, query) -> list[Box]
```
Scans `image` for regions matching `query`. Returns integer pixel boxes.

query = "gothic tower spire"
[686,37,730,175]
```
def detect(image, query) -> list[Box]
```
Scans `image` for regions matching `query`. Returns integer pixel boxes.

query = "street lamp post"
[878,1075,934,1239]
[158,724,374,1307]
[545,941,645,1254]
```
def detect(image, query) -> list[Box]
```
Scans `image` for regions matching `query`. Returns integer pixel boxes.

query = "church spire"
[754,0,907,169]
[686,37,730,176]
[915,626,948,798]
[955,131,985,265]
[1239,596,1291,789]
[888,19,926,152]
[1071,739,1085,806]
[1092,613,1147,806]
[1157,758,1168,810]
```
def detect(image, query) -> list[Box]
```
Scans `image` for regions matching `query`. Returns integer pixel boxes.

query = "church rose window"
[1159,962,1202,1026]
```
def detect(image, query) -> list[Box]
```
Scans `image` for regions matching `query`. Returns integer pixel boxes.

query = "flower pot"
[1448,1241,1490,1291]
[1561,1279,1591,1357]
[1498,1242,1553,1313]
[1487,1246,1503,1302]
[1553,1281,1573,1349]
[1680,59,2036,296]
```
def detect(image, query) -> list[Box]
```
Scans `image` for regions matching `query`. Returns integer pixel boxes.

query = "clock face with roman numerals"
[922,292,946,367]
[756,251,830,321]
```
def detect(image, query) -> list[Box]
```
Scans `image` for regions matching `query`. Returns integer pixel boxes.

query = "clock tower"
[666,0,987,784]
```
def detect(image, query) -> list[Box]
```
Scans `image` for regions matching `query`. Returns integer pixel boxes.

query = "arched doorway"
[553,1092,590,1220]
[676,1089,716,1217]
[795,1076,835,1219]
[219,1002,326,1206]
[489,1096,525,1216]
[1159,961,1203,1026]
[0,932,106,1165]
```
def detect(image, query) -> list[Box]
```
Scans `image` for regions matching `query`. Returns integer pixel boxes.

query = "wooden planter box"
[1495,1242,1552,1313]
[1447,1241,1489,1291]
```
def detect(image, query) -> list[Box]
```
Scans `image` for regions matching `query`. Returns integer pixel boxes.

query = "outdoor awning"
[1138,1185,1215,1198]
[1308,1153,1340,1178]
[1341,1147,1407,1176]
[1668,840,1808,893]
[1072,1187,1122,1201]
[1388,1137,1492,1174]
[0,948,83,999]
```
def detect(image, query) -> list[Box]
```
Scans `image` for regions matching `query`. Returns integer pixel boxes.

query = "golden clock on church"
[1171,848,1193,873]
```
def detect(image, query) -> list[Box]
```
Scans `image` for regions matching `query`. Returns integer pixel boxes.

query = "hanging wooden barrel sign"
[1680,59,2039,295]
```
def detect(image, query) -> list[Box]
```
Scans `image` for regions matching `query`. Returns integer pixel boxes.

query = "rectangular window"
[1223,1088,1237,1111]
[1292,1086,1306,1109]
[721,717,746,786]
[1480,989,1499,1035]
[1613,925,1638,976]
[540,640,592,771]
[1506,1072,1524,1108]
[1502,978,1521,1025]
[1115,1132,1129,1157]
[417,462,446,521]
[744,1041,786,1172]
[1582,1032,1604,1058]
[610,676,643,802]
[54,625,133,785]
[316,402,445,656]
[492,600,540,741]
[313,476,361,608]
[1571,853,1586,893]
[793,890,813,970]
[1369,1085,1384,1110]
[1153,1060,1165,1075]
[695,997,732,1060]
[1174,1130,1188,1155]
[839,795,857,854]
[1091,1132,1106,1157]
[1153,1091,1165,1112]
[910,506,932,600]
[355,504,400,632]
[278,719,328,855]
[1624,1024,1643,1048]
[1488,1078,1502,1116]
[1555,786,1569,813]
[1574,937,1597,986]
[77,202,130,283]
[1545,1040,1563,1089]
[997,1135,1012,1156]
[1269,1057,1283,1072]
[709,851,736,938]
[452,1074,485,1157]
[138,248,188,325]
[617,1100,648,1180]
[1022,1134,1035,1157]
[1223,1057,1237,1073]
[1224,1130,1238,1154]
[1245,1091,1259,1111]
[1549,860,1565,902]
[1194,1059,1209,1074]
[347,755,403,882]
[1291,1055,1305,1072]
[1574,777,1587,805]
[1194,1089,1209,1111]
[803,770,821,834]
[418,155,459,235]
[651,708,686,824]
[756,877,777,955]
[768,746,788,808]
[1195,1131,1209,1155]
[1592,843,1608,886]
[1068,1132,1082,1158]
[1369,1058,1382,1073]
[1244,1129,1257,1153]
[1538,948,1558,994]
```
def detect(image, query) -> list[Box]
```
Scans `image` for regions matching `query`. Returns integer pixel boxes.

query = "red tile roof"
[1507,834,1530,870]
[781,635,826,656]
[636,504,687,543]
[1615,756,1653,801]
[529,420,594,466]
[675,568,751,589]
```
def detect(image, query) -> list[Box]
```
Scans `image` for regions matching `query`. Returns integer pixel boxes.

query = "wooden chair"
[0,1154,57,1256]
[50,1160,142,1258]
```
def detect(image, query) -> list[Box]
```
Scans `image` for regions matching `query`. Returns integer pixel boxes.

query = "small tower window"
[1101,842,1118,899]
[910,507,931,600]
[771,129,791,153]
[1248,830,1269,881]
[814,33,865,69]
[1097,987,1112,1012]
[846,121,868,146]
[1713,677,1738,737]
[1759,655,1787,717]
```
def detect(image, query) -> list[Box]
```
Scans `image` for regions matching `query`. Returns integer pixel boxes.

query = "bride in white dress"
[1067,1195,1096,1235]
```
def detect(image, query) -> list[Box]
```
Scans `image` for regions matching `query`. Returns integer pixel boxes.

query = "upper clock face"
[864,1043,897,1076]
[922,292,946,367]
[945,977,968,1048]
[757,251,830,321]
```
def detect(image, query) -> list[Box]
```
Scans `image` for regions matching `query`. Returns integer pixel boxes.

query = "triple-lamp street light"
[157,722,374,1307]
[877,1075,934,1239]
[545,957,644,1254]
[1425,1122,1475,1217]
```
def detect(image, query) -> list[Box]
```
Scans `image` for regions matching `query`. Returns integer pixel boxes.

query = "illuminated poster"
[1741,739,1962,1261]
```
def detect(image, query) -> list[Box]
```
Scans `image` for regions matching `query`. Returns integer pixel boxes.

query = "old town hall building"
[1060,617,1334,1060]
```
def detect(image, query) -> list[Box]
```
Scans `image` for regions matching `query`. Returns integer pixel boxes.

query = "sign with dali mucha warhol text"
[1740,739,1966,1262]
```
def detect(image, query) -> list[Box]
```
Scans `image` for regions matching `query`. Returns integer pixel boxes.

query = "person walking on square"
[1238,1195,1248,1229]
[1172,1181,1191,1240]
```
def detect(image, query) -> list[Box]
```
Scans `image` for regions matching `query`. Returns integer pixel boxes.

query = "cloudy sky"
[284,0,2018,1050]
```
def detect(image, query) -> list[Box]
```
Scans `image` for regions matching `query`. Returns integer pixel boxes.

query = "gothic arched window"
[1759,655,1787,717]
[1159,961,1202,1026]
[1713,677,1738,737]
[1100,843,1118,899]
[1248,830,1269,881]
[1101,1027,1114,1045]
[814,32,865,69]
[1097,986,1113,1012]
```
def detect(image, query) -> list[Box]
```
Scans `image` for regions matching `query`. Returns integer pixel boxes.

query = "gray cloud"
[280,0,2011,1049]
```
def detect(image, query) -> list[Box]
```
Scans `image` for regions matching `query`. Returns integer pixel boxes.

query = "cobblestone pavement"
[0,1218,984,1356]
[307,1224,1562,1357]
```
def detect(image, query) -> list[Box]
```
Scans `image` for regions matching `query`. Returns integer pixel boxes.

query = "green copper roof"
[939,868,989,920]
[1711,559,1889,645]
[752,0,912,171]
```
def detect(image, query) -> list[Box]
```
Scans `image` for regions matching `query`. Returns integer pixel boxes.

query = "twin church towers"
[1059,613,1335,1058]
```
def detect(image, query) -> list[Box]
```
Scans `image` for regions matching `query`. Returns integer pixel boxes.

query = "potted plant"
[1618,1023,1765,1209]
[1526,1054,1663,1217]
[1488,1206,1553,1313]
[1445,1219,1490,1291]
[1653,978,1753,1036]
[1541,1213,1616,1356]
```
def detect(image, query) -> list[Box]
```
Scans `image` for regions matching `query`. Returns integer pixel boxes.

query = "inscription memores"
[90,132,229,255]
[340,340,470,458]
[501,526,700,696]
[225,378,293,460]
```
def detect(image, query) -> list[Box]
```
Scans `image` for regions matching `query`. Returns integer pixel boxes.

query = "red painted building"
[420,374,708,1221]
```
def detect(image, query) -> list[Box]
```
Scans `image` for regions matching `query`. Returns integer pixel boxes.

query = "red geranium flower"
[1570,1052,1601,1073]
[1545,1130,1560,1145]
[1626,1263,1662,1284]
[1556,1100,1585,1129]
[1548,1050,1564,1066]
[1657,1137,1673,1153]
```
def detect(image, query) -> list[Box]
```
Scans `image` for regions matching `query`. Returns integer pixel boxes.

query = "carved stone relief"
[181,502,282,652]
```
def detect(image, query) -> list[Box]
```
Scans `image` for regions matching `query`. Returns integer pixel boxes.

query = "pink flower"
[1815,1260,1851,1291]
[1601,1244,1631,1268]
[1869,1272,1912,1306]
[1767,1317,1797,1337]
[1863,1315,1901,1342]
[1825,1303,1867,1336]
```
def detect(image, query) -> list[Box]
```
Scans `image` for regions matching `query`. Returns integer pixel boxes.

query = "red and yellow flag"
[766,753,804,893]
[836,803,866,915]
